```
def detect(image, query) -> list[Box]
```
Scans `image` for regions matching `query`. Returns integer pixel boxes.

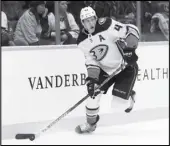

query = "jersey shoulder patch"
[98,17,107,25]
[94,17,112,35]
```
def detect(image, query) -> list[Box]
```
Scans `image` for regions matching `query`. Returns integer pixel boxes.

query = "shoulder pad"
[94,17,112,34]
[98,17,107,25]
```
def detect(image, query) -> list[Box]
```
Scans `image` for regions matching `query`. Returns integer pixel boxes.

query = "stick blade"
[15,134,35,141]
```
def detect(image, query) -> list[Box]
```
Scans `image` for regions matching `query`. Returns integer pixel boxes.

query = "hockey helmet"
[80,6,97,23]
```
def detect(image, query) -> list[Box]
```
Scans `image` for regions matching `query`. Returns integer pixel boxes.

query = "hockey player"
[75,6,140,134]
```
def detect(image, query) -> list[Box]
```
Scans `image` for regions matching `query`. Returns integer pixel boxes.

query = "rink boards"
[2,42,169,139]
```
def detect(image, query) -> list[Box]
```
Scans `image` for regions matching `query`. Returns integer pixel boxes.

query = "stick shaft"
[36,65,123,138]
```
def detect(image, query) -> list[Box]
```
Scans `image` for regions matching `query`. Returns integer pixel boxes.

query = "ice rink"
[2,118,169,145]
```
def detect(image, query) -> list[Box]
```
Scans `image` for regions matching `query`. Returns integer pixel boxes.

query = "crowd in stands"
[1,1,169,46]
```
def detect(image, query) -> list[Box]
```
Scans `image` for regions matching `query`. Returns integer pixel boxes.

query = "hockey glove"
[117,39,138,66]
[86,77,101,99]
[123,49,138,65]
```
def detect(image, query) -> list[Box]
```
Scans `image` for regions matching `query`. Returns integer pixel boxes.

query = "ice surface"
[2,118,169,145]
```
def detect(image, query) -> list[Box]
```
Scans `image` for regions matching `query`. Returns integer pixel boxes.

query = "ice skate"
[75,122,97,134]
[125,90,136,113]
[75,115,99,134]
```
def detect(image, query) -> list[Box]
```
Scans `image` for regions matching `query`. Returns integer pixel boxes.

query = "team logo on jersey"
[90,44,108,61]
[98,17,106,25]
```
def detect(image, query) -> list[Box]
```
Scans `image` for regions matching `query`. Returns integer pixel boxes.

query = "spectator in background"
[84,1,116,19]
[14,1,49,46]
[67,1,86,29]
[1,11,9,46]
[1,11,8,31]
[68,1,116,29]
[116,1,136,24]
[1,11,15,46]
[150,2,169,40]
[46,1,80,45]
[1,1,26,32]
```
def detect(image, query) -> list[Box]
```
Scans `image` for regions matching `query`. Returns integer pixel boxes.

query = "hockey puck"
[15,133,35,141]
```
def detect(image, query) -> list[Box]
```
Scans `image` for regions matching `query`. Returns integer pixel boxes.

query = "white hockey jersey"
[77,17,139,76]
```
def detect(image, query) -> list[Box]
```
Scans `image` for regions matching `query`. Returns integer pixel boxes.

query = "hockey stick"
[15,65,123,141]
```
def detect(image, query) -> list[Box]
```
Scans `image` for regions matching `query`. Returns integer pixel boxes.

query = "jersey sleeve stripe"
[86,64,100,69]
[126,26,140,39]
[87,67,100,80]
[86,106,100,116]
[126,33,140,40]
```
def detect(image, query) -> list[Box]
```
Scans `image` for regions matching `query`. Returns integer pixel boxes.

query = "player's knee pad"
[86,93,102,116]
[86,93,101,109]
